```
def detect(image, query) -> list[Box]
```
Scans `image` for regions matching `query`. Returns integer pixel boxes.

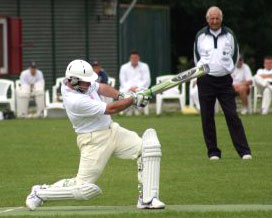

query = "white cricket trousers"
[76,122,142,185]
[254,75,272,114]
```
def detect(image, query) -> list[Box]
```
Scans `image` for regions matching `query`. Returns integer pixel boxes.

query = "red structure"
[0,16,22,76]
[8,17,22,75]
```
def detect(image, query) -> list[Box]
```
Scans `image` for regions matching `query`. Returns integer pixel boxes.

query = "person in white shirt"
[254,56,272,114]
[193,6,251,160]
[119,51,151,115]
[25,60,165,211]
[231,55,253,115]
[16,61,45,118]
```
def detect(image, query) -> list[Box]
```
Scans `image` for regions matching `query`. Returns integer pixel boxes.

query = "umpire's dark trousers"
[197,74,251,158]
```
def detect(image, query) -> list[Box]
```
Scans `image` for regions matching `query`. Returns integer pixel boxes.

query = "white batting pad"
[141,128,162,203]
[36,183,102,201]
[20,85,31,94]
[34,81,45,92]
[33,89,44,96]
[35,94,45,116]
[16,91,29,117]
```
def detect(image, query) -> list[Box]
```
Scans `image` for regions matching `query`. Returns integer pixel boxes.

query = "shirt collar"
[130,62,140,68]
[205,26,227,36]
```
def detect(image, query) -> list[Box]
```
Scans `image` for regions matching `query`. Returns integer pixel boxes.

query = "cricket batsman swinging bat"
[137,64,210,97]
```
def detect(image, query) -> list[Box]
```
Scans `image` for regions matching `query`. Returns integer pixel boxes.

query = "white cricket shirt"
[119,61,151,92]
[256,68,272,83]
[61,81,111,134]
[20,69,44,85]
[256,68,272,76]
[194,26,239,77]
[231,63,252,85]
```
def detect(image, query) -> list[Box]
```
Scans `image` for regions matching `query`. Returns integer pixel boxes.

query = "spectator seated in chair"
[119,50,151,115]
[253,56,272,115]
[91,61,109,84]
[231,55,253,115]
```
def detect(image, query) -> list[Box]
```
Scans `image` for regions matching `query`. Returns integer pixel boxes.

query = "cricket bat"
[138,64,210,97]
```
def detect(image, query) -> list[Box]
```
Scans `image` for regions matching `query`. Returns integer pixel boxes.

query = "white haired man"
[254,56,272,114]
[16,61,45,118]
[194,6,252,160]
[25,60,165,210]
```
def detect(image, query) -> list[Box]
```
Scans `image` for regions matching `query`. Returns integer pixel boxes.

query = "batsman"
[26,60,165,210]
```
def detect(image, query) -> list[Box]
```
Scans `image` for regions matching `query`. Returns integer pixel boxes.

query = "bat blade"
[138,64,209,97]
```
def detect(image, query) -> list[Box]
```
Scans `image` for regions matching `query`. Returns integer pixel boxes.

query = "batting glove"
[117,92,150,107]
[135,93,150,107]
[117,92,134,101]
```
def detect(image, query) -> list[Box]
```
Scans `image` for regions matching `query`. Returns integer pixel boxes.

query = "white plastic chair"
[143,103,149,115]
[155,75,186,115]
[108,77,116,88]
[0,79,16,112]
[52,77,65,103]
[44,77,66,118]
[189,80,195,108]
[189,79,200,110]
[246,85,253,114]
[253,80,264,113]
[101,77,116,104]
[15,80,21,90]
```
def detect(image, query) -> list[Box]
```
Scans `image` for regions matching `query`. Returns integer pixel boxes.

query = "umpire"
[193,6,252,160]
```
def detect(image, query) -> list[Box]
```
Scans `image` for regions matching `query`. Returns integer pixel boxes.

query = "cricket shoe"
[137,197,165,209]
[210,156,220,160]
[240,107,248,115]
[242,154,252,160]
[26,185,44,211]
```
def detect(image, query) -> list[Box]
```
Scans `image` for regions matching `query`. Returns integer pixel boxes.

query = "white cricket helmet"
[65,59,98,82]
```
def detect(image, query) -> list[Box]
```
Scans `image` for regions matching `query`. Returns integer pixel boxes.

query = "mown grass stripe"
[0,205,271,216]
[0,207,24,214]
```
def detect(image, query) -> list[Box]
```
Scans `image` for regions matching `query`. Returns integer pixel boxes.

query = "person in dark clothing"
[193,6,252,160]
[91,61,109,84]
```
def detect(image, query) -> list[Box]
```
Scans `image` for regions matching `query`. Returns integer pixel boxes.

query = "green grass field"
[0,114,271,217]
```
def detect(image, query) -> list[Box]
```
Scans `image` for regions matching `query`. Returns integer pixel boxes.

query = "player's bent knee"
[142,129,162,158]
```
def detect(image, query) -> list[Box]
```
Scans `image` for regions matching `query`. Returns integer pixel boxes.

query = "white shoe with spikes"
[137,197,165,209]
[26,185,44,211]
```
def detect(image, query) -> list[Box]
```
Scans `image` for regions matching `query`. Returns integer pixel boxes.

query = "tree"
[120,0,272,73]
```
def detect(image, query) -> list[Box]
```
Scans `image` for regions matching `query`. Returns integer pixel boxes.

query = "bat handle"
[136,89,153,97]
